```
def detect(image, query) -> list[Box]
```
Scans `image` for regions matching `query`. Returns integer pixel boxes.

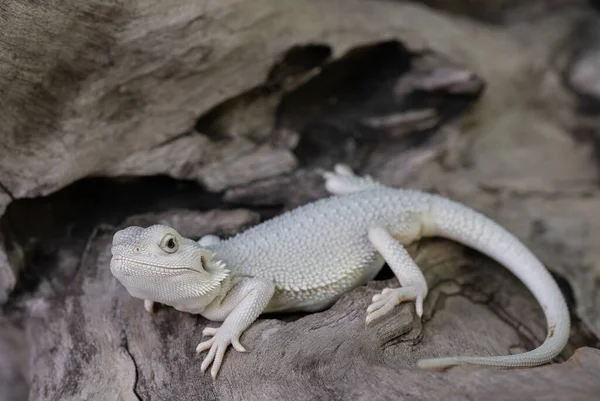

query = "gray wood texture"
[1,0,600,400]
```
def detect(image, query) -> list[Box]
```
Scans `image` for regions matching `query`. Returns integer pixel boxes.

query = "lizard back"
[209,188,431,308]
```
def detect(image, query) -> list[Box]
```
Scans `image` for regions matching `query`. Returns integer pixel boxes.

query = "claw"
[232,337,247,352]
[366,300,396,325]
[415,296,424,318]
[200,341,217,372]
[211,343,229,379]
[372,293,385,302]
[196,338,214,354]
[366,299,388,314]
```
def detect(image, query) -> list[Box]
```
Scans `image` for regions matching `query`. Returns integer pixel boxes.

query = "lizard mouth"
[110,256,199,276]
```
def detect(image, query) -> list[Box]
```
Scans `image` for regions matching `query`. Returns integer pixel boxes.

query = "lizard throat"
[110,253,231,300]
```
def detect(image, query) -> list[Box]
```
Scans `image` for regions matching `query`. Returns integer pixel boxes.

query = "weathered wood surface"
[20,210,600,400]
[2,0,600,400]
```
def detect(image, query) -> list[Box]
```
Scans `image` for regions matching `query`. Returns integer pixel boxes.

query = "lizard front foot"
[365,286,424,325]
[196,325,247,379]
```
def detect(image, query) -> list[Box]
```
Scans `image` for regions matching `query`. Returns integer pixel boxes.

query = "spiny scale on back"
[206,188,431,298]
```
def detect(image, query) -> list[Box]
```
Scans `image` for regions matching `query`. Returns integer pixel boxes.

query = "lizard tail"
[416,195,570,370]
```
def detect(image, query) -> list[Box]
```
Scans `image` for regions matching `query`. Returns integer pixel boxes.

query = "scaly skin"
[110,164,570,379]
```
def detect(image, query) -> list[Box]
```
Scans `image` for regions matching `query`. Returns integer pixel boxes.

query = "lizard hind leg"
[322,164,385,195]
[365,221,428,325]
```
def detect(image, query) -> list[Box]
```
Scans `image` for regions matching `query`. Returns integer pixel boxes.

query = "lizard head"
[109,224,229,304]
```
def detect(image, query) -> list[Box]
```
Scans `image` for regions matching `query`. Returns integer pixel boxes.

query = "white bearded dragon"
[110,164,570,379]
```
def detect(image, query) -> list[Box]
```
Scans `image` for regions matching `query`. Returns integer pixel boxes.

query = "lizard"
[109,164,570,379]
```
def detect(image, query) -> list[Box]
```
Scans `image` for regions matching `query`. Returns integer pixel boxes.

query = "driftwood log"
[2,1,600,400]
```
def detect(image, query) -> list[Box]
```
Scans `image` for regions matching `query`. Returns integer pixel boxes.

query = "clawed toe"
[371,293,384,302]
[196,325,247,379]
[366,303,395,325]
[365,286,422,325]
[202,327,218,337]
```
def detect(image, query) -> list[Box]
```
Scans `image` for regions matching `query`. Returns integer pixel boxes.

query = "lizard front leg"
[196,277,275,379]
[365,218,428,325]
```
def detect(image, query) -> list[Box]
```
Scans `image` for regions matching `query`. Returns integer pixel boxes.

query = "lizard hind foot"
[322,164,381,195]
[365,286,423,326]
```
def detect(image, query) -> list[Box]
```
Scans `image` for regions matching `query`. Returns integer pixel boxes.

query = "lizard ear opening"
[200,255,206,270]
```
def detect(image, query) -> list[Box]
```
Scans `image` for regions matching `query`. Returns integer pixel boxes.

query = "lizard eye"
[160,234,178,253]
